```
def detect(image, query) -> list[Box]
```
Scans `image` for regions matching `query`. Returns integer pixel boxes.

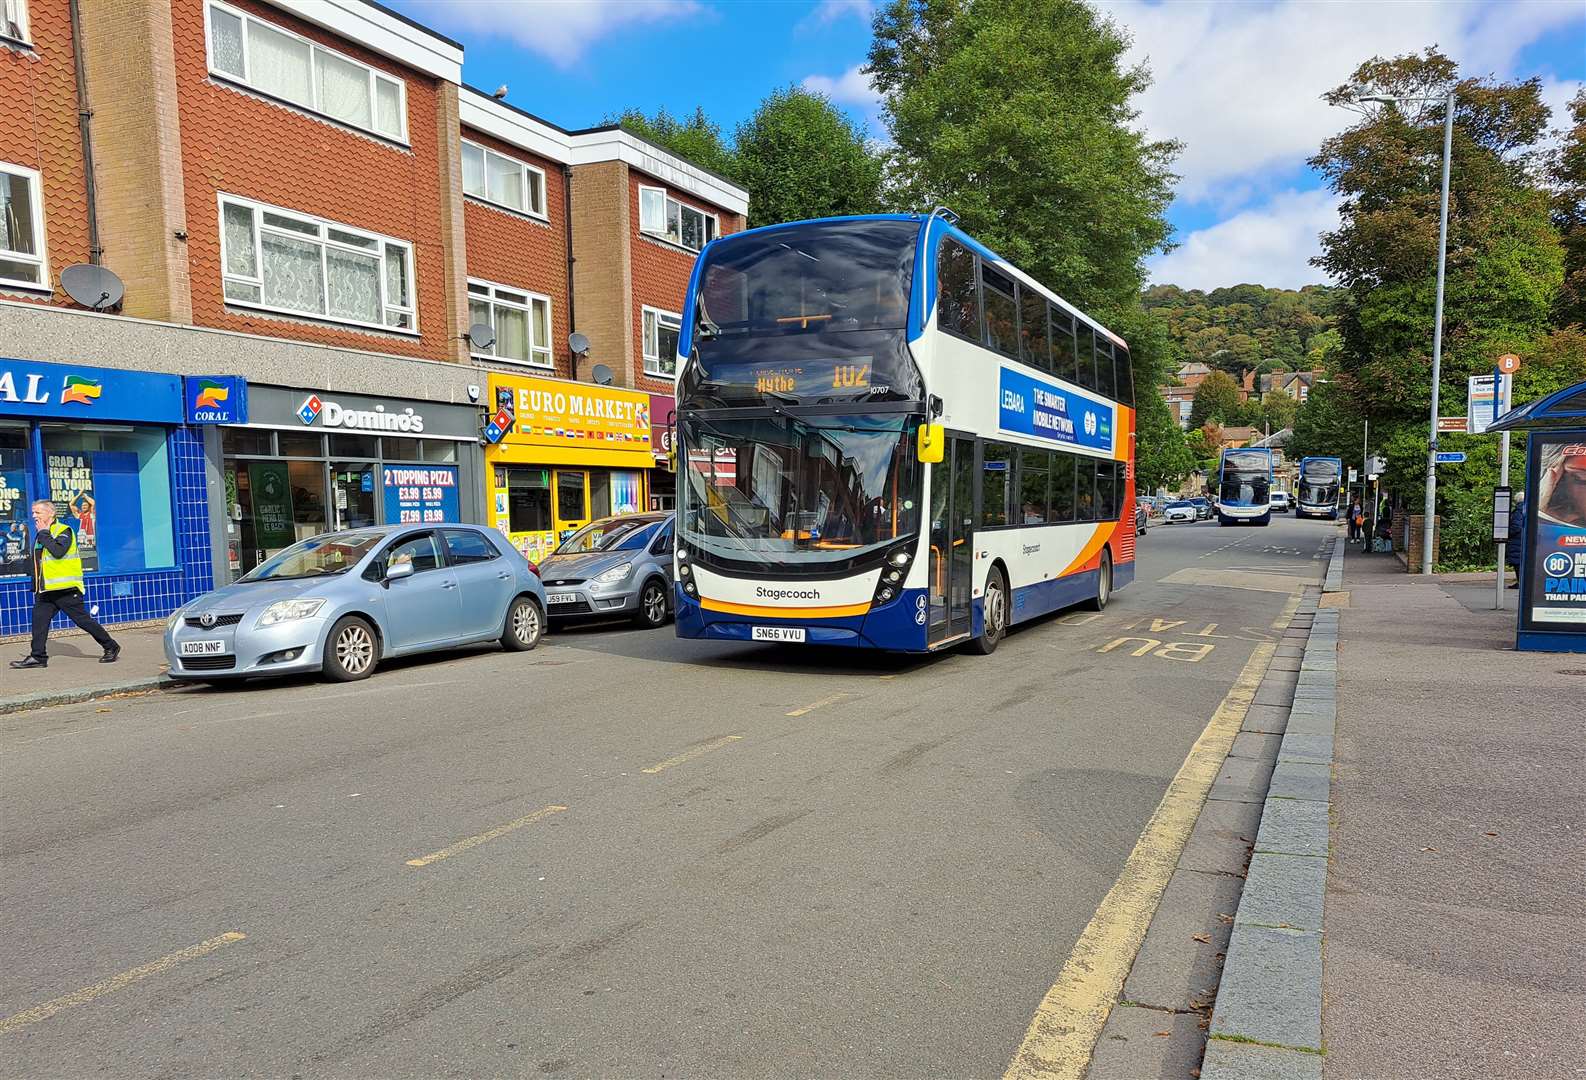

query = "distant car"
[1135,500,1149,535]
[1187,496,1214,520]
[538,512,675,629]
[1270,491,1293,513]
[1163,500,1198,524]
[165,525,546,683]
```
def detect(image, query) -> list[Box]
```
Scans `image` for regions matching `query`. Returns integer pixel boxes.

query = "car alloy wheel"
[513,599,540,646]
[636,581,668,628]
[336,623,374,675]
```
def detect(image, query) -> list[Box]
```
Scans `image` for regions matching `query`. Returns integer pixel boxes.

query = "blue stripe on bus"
[1008,569,1103,624]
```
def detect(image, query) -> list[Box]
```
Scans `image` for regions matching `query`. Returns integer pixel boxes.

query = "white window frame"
[468,278,553,369]
[637,185,718,253]
[461,140,548,220]
[2,0,29,44]
[642,305,683,377]
[217,193,417,334]
[0,161,47,291]
[203,0,408,144]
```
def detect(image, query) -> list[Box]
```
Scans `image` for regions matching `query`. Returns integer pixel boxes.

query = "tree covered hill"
[1143,283,1343,378]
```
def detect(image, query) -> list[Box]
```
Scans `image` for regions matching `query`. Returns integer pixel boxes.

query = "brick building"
[0,0,746,633]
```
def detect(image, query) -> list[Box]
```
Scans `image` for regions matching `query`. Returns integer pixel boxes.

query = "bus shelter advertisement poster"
[1529,435,1586,626]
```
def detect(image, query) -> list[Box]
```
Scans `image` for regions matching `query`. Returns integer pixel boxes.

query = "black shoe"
[100,645,121,664]
[10,656,47,669]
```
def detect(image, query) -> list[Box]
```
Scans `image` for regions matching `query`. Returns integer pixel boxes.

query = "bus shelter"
[1487,378,1586,653]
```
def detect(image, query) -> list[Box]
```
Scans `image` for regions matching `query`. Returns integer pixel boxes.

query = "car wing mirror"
[384,560,414,586]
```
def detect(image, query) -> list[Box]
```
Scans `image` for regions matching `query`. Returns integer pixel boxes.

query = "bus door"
[928,435,975,644]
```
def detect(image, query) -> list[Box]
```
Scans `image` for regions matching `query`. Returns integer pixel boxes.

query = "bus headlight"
[886,569,901,583]
[889,549,911,567]
[879,588,894,602]
[679,564,691,577]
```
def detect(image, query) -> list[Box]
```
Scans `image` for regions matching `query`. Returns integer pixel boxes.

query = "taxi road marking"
[405,805,568,867]
[640,735,744,775]
[1003,639,1277,1080]
[0,932,246,1035]
[787,692,855,717]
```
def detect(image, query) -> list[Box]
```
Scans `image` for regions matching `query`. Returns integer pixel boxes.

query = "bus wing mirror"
[917,423,945,464]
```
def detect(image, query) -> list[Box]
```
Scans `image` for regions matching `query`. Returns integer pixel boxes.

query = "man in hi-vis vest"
[10,500,119,670]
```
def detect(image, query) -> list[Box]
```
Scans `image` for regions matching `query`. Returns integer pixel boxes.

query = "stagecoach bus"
[671,211,1137,654]
[1295,456,1343,519]
[1216,447,1275,526]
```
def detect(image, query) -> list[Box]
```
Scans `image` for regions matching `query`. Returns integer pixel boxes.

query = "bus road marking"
[641,735,743,775]
[405,805,567,868]
[1095,637,1215,663]
[787,692,856,717]
[1004,640,1277,1080]
[0,932,246,1035]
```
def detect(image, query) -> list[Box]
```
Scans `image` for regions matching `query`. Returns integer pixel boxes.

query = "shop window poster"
[383,466,459,525]
[1528,435,1586,626]
[2,450,28,578]
[46,452,100,572]
[248,462,297,549]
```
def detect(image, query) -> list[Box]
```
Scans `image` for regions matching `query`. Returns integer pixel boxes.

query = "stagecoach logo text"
[756,585,822,601]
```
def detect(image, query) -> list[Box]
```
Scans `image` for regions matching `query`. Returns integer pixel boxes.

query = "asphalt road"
[1,512,1332,1078]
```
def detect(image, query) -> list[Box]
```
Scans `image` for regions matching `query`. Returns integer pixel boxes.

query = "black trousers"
[31,589,116,660]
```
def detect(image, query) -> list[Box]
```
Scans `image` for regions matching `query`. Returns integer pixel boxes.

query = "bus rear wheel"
[1084,549,1112,612]
[967,568,1007,655]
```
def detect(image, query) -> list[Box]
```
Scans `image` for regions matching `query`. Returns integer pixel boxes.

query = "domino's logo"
[298,394,323,425]
[1083,410,1098,437]
[1544,552,1573,577]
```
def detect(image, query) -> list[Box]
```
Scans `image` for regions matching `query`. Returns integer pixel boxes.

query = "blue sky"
[393,0,1585,291]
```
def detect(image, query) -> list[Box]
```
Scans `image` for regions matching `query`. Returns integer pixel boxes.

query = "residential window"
[219,195,416,333]
[2,0,28,42]
[638,186,717,253]
[204,0,407,142]
[468,280,552,368]
[642,306,682,377]
[0,162,47,289]
[461,141,547,218]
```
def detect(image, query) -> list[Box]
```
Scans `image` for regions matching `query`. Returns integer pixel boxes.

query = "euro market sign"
[489,374,652,453]
[997,367,1114,453]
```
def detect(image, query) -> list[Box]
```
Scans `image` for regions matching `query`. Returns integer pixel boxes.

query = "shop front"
[1,358,223,635]
[649,392,676,511]
[486,373,654,564]
[220,386,484,580]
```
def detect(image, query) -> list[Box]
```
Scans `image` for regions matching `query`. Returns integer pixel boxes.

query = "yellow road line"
[1004,639,1277,1080]
[787,692,855,717]
[0,932,246,1035]
[640,735,743,775]
[1271,590,1304,630]
[405,805,567,868]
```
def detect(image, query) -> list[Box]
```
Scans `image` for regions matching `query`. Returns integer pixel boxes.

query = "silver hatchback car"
[539,512,675,629]
[165,524,546,682]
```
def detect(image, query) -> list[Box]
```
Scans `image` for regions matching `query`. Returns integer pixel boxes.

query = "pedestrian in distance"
[1375,495,1393,553]
[1505,490,1526,588]
[10,499,119,670]
[1348,496,1363,543]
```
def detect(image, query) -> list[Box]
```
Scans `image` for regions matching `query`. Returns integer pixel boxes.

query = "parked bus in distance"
[672,212,1137,654]
[1296,456,1343,519]
[1217,447,1274,526]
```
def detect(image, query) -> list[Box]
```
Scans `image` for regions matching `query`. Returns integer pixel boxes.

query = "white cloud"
[802,63,882,113]
[802,0,872,27]
[1103,0,1584,203]
[1542,76,1584,135]
[403,0,702,66]
[1147,189,1341,290]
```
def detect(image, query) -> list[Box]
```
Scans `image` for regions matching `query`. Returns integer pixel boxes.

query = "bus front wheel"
[967,568,1007,655]
[1083,549,1112,612]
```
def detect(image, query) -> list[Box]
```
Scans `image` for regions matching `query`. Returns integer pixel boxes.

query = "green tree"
[732,87,885,229]
[1135,392,1194,494]
[608,106,740,181]
[1187,370,1241,429]
[867,0,1178,316]
[1547,88,1586,328]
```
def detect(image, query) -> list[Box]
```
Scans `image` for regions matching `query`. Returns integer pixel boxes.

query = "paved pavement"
[0,622,170,713]
[1,515,1332,1077]
[1323,554,1585,1079]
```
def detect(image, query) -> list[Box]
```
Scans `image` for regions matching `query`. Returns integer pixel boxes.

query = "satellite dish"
[592,364,613,386]
[60,264,124,311]
[569,332,590,356]
[466,322,496,350]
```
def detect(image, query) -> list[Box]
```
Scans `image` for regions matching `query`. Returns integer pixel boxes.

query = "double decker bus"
[672,212,1137,654]
[1295,456,1343,519]
[1216,447,1274,526]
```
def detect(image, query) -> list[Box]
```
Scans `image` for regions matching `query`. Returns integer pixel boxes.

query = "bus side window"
[981,441,1014,527]
[981,266,1018,359]
[1075,322,1096,392]
[1117,345,1134,407]
[1097,339,1116,401]
[1076,455,1096,520]
[1020,448,1049,523]
[1049,452,1077,522]
[1050,309,1076,385]
[1098,460,1118,520]
[937,239,978,339]
[1019,286,1051,371]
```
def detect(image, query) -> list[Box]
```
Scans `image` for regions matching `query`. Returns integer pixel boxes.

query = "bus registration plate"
[752,626,806,643]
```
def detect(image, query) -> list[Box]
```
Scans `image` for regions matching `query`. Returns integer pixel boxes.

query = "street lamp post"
[1355,88,1456,574]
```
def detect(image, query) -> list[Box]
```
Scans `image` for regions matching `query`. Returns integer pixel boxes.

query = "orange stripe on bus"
[700,597,873,619]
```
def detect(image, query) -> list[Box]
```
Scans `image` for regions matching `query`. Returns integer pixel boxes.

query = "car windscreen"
[241,531,385,580]
[557,518,658,555]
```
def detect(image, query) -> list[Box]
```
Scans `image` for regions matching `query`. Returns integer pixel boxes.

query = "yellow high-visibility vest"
[38,522,85,593]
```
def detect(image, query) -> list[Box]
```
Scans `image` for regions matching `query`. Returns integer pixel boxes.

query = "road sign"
[1468,375,1497,434]
[1435,451,1467,464]
[1497,353,1522,374]
[1368,455,1387,475]
[1437,416,1468,433]
[1493,485,1512,542]
[1348,467,1358,483]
